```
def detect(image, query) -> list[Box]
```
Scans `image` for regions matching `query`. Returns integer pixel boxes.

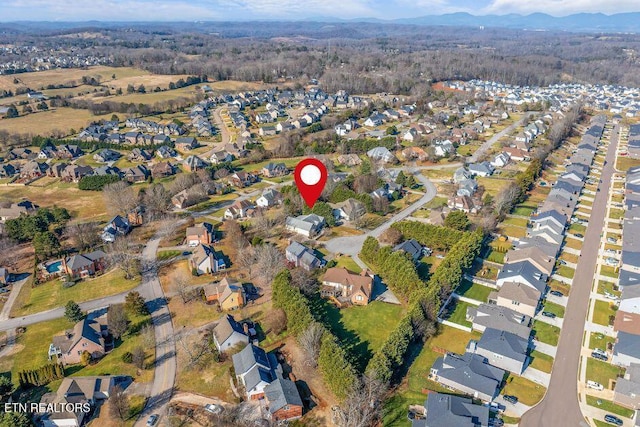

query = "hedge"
[78,174,120,190]
[390,221,465,251]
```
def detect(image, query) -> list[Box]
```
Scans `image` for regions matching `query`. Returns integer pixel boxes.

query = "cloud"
[482,0,640,16]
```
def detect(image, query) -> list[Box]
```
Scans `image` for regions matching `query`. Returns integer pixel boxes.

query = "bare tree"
[64,222,101,251]
[253,210,281,238]
[291,268,318,295]
[265,308,287,335]
[332,374,388,427]
[379,228,403,245]
[173,272,199,304]
[156,216,180,240]
[494,182,520,218]
[174,329,219,370]
[299,322,324,368]
[108,304,129,340]
[253,244,284,285]
[141,324,155,349]
[0,237,20,271]
[143,183,171,220]
[132,345,146,370]
[170,173,198,195]
[196,169,215,195]
[107,236,140,279]
[109,385,130,421]
[103,181,138,216]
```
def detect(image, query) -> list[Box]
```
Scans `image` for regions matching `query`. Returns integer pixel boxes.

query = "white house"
[491,152,511,168]
[285,214,326,238]
[255,189,282,208]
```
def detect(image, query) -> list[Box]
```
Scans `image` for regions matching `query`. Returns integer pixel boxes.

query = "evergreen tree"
[64,300,84,322]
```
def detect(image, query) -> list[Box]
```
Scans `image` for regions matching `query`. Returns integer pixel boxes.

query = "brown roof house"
[58,250,108,280]
[224,200,255,220]
[39,376,116,427]
[203,277,245,310]
[614,363,640,410]
[49,310,109,365]
[151,161,176,178]
[503,246,555,276]
[491,281,541,318]
[321,267,373,306]
[186,222,215,247]
[190,243,226,275]
[183,155,208,172]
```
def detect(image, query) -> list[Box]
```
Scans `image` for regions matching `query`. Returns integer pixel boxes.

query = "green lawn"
[559,252,579,264]
[542,301,565,318]
[556,265,575,279]
[455,280,493,303]
[502,216,529,228]
[157,250,182,261]
[592,300,616,326]
[501,374,547,406]
[600,266,619,279]
[564,238,583,250]
[423,196,448,209]
[597,281,621,297]
[609,208,625,220]
[589,332,616,351]
[486,249,506,264]
[334,256,362,273]
[528,350,554,373]
[549,279,571,296]
[14,269,140,316]
[533,320,560,346]
[586,396,635,418]
[497,224,527,239]
[444,299,473,328]
[340,302,405,355]
[569,223,587,233]
[586,358,625,390]
[512,205,536,216]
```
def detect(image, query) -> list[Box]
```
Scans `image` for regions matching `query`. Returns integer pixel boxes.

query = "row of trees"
[17,364,65,388]
[390,220,466,251]
[272,270,357,400]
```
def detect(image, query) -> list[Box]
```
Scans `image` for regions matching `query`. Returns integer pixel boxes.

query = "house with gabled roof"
[470,328,529,374]
[256,188,283,208]
[190,243,226,274]
[613,332,640,367]
[224,200,255,220]
[102,215,130,243]
[421,393,490,427]
[429,352,505,402]
[503,246,555,276]
[213,314,249,353]
[264,373,304,422]
[232,344,280,400]
[492,281,541,318]
[262,162,289,178]
[57,250,107,280]
[183,155,208,172]
[321,267,373,306]
[285,214,326,238]
[332,198,366,222]
[393,239,425,263]
[186,222,215,246]
[203,277,245,310]
[21,160,49,178]
[496,260,547,295]
[285,241,323,271]
[468,162,494,177]
[466,303,531,339]
[614,363,640,410]
[50,311,109,365]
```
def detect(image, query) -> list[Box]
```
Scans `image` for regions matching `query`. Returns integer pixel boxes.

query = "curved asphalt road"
[520,123,619,427]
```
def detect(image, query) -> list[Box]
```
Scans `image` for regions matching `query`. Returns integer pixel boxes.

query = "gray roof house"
[496,260,547,294]
[232,344,280,400]
[213,314,249,353]
[333,198,366,222]
[613,332,640,367]
[264,373,304,421]
[471,328,529,374]
[285,241,323,271]
[614,363,640,410]
[393,239,424,263]
[516,236,561,258]
[466,304,531,339]
[453,167,471,184]
[285,214,326,238]
[468,162,494,177]
[422,392,490,427]
[430,352,505,402]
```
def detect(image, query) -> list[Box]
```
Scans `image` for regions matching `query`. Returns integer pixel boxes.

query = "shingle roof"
[213,314,247,346]
[466,304,531,339]
[614,332,640,359]
[424,393,490,427]
[265,374,303,414]
[477,328,529,363]
[232,344,273,376]
[431,352,504,400]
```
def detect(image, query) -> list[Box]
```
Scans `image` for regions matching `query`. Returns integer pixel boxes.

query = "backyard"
[455,279,493,303]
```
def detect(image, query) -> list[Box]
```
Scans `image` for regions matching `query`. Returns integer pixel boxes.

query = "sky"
[1,0,640,22]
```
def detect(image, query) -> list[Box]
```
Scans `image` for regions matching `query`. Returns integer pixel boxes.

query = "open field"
[93,85,198,104]
[13,269,140,316]
[0,107,112,136]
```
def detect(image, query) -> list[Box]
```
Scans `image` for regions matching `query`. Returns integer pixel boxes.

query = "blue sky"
[1,0,639,21]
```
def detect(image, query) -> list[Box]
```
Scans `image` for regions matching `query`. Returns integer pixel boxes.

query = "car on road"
[503,395,518,404]
[587,380,604,391]
[574,233,584,238]
[549,290,564,297]
[147,414,159,426]
[604,414,623,426]
[592,351,608,361]
[541,311,556,319]
[204,403,223,414]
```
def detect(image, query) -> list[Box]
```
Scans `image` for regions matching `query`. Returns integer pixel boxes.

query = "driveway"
[0,274,30,321]
[520,122,619,427]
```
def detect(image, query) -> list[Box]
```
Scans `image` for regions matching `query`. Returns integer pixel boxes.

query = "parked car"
[592,351,608,361]
[558,260,567,265]
[574,233,584,238]
[204,403,223,414]
[147,415,159,427]
[593,348,607,356]
[503,395,518,404]
[604,291,618,300]
[607,237,618,244]
[604,414,623,426]
[541,311,556,319]
[587,380,604,391]
[549,290,564,297]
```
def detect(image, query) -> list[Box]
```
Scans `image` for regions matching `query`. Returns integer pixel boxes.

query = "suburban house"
[262,162,289,178]
[190,244,226,274]
[321,267,373,306]
[256,188,283,208]
[175,136,198,151]
[40,376,116,427]
[203,277,245,310]
[185,222,215,246]
[457,179,478,197]
[172,189,194,209]
[453,167,472,184]
[367,146,396,163]
[430,352,505,402]
[49,311,109,365]
[21,160,49,178]
[209,150,234,164]
[470,328,529,374]
[212,314,249,352]
[466,303,531,339]
[491,152,511,168]
[496,260,547,295]
[285,214,326,238]
[337,154,362,166]
[150,161,176,178]
[503,246,555,276]
[229,171,258,188]
[93,149,121,163]
[264,374,304,422]
[102,215,131,243]
[448,195,481,214]
[60,165,93,182]
[285,241,323,271]
[47,250,108,280]
[224,200,255,220]
[613,332,640,367]
[128,148,152,162]
[468,162,495,177]
[122,165,149,183]
[419,393,490,427]
[183,155,208,172]
[614,311,640,335]
[614,363,640,410]
[491,281,541,318]
[232,344,280,400]
[332,198,366,222]
[393,239,426,263]
[156,146,176,159]
[0,200,38,222]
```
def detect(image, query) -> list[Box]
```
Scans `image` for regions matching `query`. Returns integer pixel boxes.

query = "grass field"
[542,301,565,318]
[0,107,112,136]
[586,358,625,390]
[95,85,198,105]
[589,332,616,351]
[529,350,554,373]
[334,255,362,272]
[592,300,616,326]
[13,269,139,316]
[501,216,529,227]
[501,374,546,406]
[497,224,527,239]
[600,265,619,279]
[564,237,583,251]
[512,204,536,216]
[455,279,493,303]
[616,156,640,172]
[477,177,512,198]
[0,66,149,91]
[597,281,620,297]
[532,320,560,346]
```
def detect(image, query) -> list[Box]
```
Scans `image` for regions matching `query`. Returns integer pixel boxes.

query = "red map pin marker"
[294,158,328,208]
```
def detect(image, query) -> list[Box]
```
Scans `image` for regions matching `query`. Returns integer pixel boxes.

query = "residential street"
[212,106,231,145]
[468,112,535,163]
[520,123,619,427]
[0,274,29,321]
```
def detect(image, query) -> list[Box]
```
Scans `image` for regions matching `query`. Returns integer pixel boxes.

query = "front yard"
[12,269,139,317]
[589,332,616,351]
[532,320,560,346]
[592,300,616,326]
[501,374,547,406]
[528,350,554,373]
[586,358,625,390]
[542,301,565,318]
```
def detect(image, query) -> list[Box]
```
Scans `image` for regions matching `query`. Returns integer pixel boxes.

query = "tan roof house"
[321,267,373,306]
